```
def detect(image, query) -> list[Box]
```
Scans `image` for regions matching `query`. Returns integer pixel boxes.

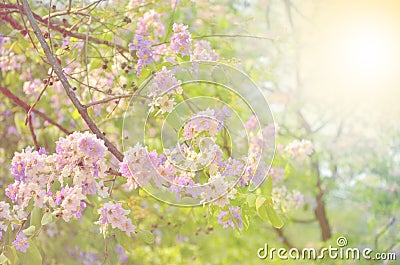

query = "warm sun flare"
[333,20,397,88]
[301,0,400,100]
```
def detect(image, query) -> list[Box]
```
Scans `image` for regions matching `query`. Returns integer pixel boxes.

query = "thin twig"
[25,70,53,125]
[84,94,148,108]
[153,33,277,47]
[20,0,124,162]
[42,1,102,20]
[27,115,40,150]
[374,217,396,249]
[1,13,24,31]
[0,86,70,134]
[1,3,131,55]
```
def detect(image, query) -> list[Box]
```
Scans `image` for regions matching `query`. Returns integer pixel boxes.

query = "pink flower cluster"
[217,206,243,229]
[169,23,192,57]
[0,36,26,71]
[95,202,136,236]
[1,132,111,251]
[271,186,304,213]
[118,113,281,230]
[285,139,313,159]
[12,232,30,252]
[119,143,154,190]
[129,10,165,76]
[191,40,219,61]
[23,78,42,95]
[183,108,230,140]
[147,67,183,114]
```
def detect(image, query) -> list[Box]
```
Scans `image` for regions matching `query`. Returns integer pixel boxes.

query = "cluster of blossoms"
[128,9,219,76]
[0,201,12,242]
[128,10,165,75]
[23,78,42,95]
[271,186,304,213]
[217,206,243,230]
[0,35,26,72]
[119,114,280,230]
[169,23,192,57]
[95,202,136,236]
[69,247,101,265]
[183,107,230,140]
[268,167,285,184]
[119,143,157,190]
[0,132,133,252]
[68,244,128,265]
[1,202,30,252]
[148,67,183,113]
[191,40,219,61]
[12,232,30,252]
[285,139,314,159]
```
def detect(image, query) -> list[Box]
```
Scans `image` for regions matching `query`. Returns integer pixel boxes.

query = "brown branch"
[374,217,396,249]
[105,168,121,176]
[290,217,317,224]
[192,34,276,41]
[153,34,276,47]
[20,0,124,162]
[16,0,45,62]
[295,111,332,241]
[27,115,40,150]
[312,160,332,241]
[274,228,296,249]
[84,94,149,109]
[0,3,130,55]
[42,1,101,20]
[25,70,52,125]
[297,110,312,134]
[0,86,70,134]
[1,13,24,31]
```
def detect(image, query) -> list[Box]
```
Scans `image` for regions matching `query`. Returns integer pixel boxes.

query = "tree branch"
[312,160,332,241]
[274,228,296,249]
[27,114,40,150]
[1,13,24,31]
[374,217,396,249]
[84,94,135,109]
[20,0,124,162]
[0,86,70,134]
[1,3,130,55]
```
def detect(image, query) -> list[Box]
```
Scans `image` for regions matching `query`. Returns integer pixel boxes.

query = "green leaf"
[102,31,114,42]
[11,42,23,54]
[264,176,273,195]
[22,225,36,236]
[0,253,9,264]
[256,203,270,223]
[17,240,42,265]
[284,162,295,179]
[265,204,284,228]
[4,246,18,265]
[41,212,52,226]
[30,207,42,229]
[137,230,154,244]
[55,47,70,56]
[246,193,256,207]
[115,230,134,250]
[255,196,266,211]
[138,68,152,83]
[89,58,103,71]
[71,109,80,120]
